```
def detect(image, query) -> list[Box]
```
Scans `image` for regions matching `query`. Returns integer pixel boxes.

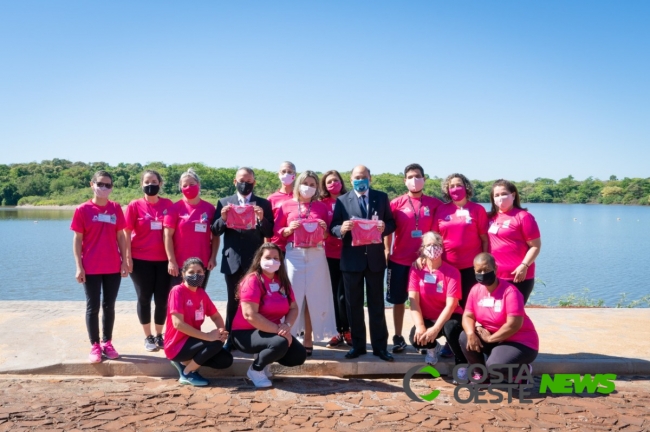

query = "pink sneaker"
[89,343,102,363]
[101,340,120,360]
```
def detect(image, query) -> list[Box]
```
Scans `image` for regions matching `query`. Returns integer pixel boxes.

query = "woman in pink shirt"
[275,171,337,356]
[460,253,539,382]
[71,170,128,364]
[231,243,306,388]
[165,258,233,387]
[488,180,541,304]
[408,232,466,368]
[319,170,352,348]
[125,170,174,352]
[163,168,219,289]
[266,161,297,251]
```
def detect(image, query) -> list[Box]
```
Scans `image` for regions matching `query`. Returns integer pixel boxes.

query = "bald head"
[473,252,496,272]
[351,165,371,181]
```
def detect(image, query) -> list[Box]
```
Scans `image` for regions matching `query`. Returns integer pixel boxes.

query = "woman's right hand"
[206,329,222,342]
[288,221,301,232]
[75,267,86,284]
[466,332,483,352]
[168,261,179,277]
[413,325,427,344]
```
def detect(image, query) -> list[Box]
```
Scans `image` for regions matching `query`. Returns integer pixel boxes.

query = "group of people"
[71,161,542,388]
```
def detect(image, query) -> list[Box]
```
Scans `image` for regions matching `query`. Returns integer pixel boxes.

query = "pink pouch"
[293,219,325,248]
[351,219,382,246]
[226,205,256,230]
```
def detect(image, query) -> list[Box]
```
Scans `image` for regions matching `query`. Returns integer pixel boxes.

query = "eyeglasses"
[94,182,113,189]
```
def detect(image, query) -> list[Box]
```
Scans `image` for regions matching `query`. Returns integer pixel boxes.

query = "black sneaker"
[144,335,158,352]
[392,335,407,353]
[154,334,164,350]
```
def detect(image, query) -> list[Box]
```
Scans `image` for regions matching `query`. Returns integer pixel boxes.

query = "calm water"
[0,204,649,306]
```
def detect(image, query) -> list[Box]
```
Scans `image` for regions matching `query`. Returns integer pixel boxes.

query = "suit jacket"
[211,194,274,275]
[330,188,396,273]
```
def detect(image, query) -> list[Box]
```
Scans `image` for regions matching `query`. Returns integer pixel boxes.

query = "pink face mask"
[423,244,443,260]
[405,177,425,193]
[495,194,514,211]
[279,173,295,186]
[261,258,281,273]
[326,181,342,194]
[182,184,200,200]
[93,185,112,199]
[449,186,467,202]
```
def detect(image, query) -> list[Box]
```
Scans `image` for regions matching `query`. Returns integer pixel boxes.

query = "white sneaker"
[144,335,158,352]
[296,332,305,344]
[425,344,442,366]
[263,364,273,378]
[247,365,272,388]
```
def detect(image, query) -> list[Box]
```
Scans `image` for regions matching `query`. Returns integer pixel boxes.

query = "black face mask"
[236,181,254,196]
[143,184,160,196]
[475,270,497,286]
[184,273,205,288]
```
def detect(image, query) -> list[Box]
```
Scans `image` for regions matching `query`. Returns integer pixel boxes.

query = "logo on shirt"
[186,300,193,306]
[92,215,98,222]
[201,212,208,222]
[444,215,451,221]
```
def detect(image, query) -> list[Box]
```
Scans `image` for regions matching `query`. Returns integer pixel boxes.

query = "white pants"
[285,244,337,342]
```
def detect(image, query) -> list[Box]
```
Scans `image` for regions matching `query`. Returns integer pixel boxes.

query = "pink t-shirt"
[351,219,383,246]
[125,197,174,261]
[389,194,442,266]
[163,199,215,267]
[408,261,463,319]
[226,204,256,230]
[293,219,326,248]
[70,200,126,275]
[465,280,539,350]
[274,199,329,245]
[488,208,541,281]
[433,201,489,269]
[232,273,296,331]
[321,197,342,259]
[267,191,294,251]
[164,284,218,359]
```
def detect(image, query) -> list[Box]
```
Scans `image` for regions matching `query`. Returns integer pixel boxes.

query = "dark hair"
[181,257,206,273]
[237,167,255,178]
[473,252,496,271]
[442,173,474,202]
[236,243,293,306]
[91,170,113,183]
[319,170,348,199]
[141,169,163,185]
[404,163,424,178]
[488,179,526,218]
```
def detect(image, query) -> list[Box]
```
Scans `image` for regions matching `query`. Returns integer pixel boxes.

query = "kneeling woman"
[231,243,307,388]
[460,252,539,381]
[408,232,466,367]
[164,258,233,386]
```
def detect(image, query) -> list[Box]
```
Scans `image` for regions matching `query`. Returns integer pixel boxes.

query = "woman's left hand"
[511,264,528,283]
[120,261,129,278]
[207,257,217,271]
[476,326,492,343]
[318,219,328,230]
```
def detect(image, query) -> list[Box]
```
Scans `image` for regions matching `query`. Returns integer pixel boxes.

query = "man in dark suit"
[211,167,274,350]
[330,165,396,361]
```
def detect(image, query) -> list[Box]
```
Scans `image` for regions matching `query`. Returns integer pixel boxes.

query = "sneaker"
[425,344,442,366]
[144,335,158,352]
[326,334,343,348]
[343,331,353,346]
[296,332,305,344]
[247,365,272,388]
[391,335,407,353]
[100,340,120,360]
[154,334,164,350]
[453,367,468,385]
[88,343,102,363]
[179,370,209,387]
[440,342,454,358]
[170,360,185,379]
[263,364,273,378]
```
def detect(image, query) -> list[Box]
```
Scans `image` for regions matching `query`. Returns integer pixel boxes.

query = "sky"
[0,1,648,181]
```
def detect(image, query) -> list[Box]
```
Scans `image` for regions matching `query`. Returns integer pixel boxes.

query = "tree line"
[1,159,648,206]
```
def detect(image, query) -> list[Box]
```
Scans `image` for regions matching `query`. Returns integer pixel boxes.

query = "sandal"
[305,346,313,357]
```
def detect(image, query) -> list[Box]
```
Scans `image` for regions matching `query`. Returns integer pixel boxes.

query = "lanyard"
[298,200,312,220]
[407,196,422,230]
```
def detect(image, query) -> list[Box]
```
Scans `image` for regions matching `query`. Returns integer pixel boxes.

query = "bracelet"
[521,262,530,268]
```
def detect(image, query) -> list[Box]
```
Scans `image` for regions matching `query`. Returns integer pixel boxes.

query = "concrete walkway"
[0,301,648,377]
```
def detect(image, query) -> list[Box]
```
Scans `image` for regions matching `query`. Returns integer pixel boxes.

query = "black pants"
[327,257,349,333]
[232,329,307,371]
[224,268,245,333]
[130,259,170,326]
[342,268,389,352]
[458,267,476,309]
[171,337,233,369]
[83,273,121,345]
[408,313,467,365]
[512,279,535,304]
[459,331,538,377]
[169,269,211,290]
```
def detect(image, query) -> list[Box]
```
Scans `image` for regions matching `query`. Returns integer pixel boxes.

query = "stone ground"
[0,375,649,431]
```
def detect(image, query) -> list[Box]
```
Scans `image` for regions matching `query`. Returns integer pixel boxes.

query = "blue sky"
[0,1,648,181]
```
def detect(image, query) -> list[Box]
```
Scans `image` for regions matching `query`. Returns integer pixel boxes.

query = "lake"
[0,204,649,306]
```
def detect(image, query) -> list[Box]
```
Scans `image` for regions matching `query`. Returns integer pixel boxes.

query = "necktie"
[359,195,368,219]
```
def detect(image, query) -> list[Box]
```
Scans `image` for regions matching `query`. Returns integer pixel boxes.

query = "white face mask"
[299,185,317,199]
[261,258,281,273]
[93,185,112,199]
[405,177,425,193]
[279,172,295,186]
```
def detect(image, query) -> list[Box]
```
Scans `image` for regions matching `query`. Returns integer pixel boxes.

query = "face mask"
[279,173,295,186]
[423,244,443,260]
[184,273,205,288]
[143,184,160,196]
[352,178,369,193]
[475,270,496,286]
[495,194,514,211]
[406,177,425,193]
[326,181,342,194]
[236,181,254,196]
[93,185,112,199]
[449,186,467,202]
[299,185,317,199]
[182,184,200,200]
[261,258,281,273]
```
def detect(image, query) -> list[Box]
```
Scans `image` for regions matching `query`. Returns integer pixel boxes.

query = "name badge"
[371,214,379,221]
[503,220,511,228]
[151,221,163,230]
[482,297,495,307]
[494,300,503,313]
[411,230,422,238]
[436,282,444,293]
[269,283,280,293]
[424,273,437,284]
[456,209,469,218]
[195,310,204,321]
[98,214,112,223]
[195,223,207,233]
[488,223,499,234]
[423,206,430,216]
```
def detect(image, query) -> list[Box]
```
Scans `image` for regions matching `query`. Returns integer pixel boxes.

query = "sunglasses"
[94,182,113,189]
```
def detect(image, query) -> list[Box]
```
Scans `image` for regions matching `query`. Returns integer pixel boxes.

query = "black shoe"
[373,349,394,362]
[344,348,367,359]
[153,334,164,350]
[392,335,407,353]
